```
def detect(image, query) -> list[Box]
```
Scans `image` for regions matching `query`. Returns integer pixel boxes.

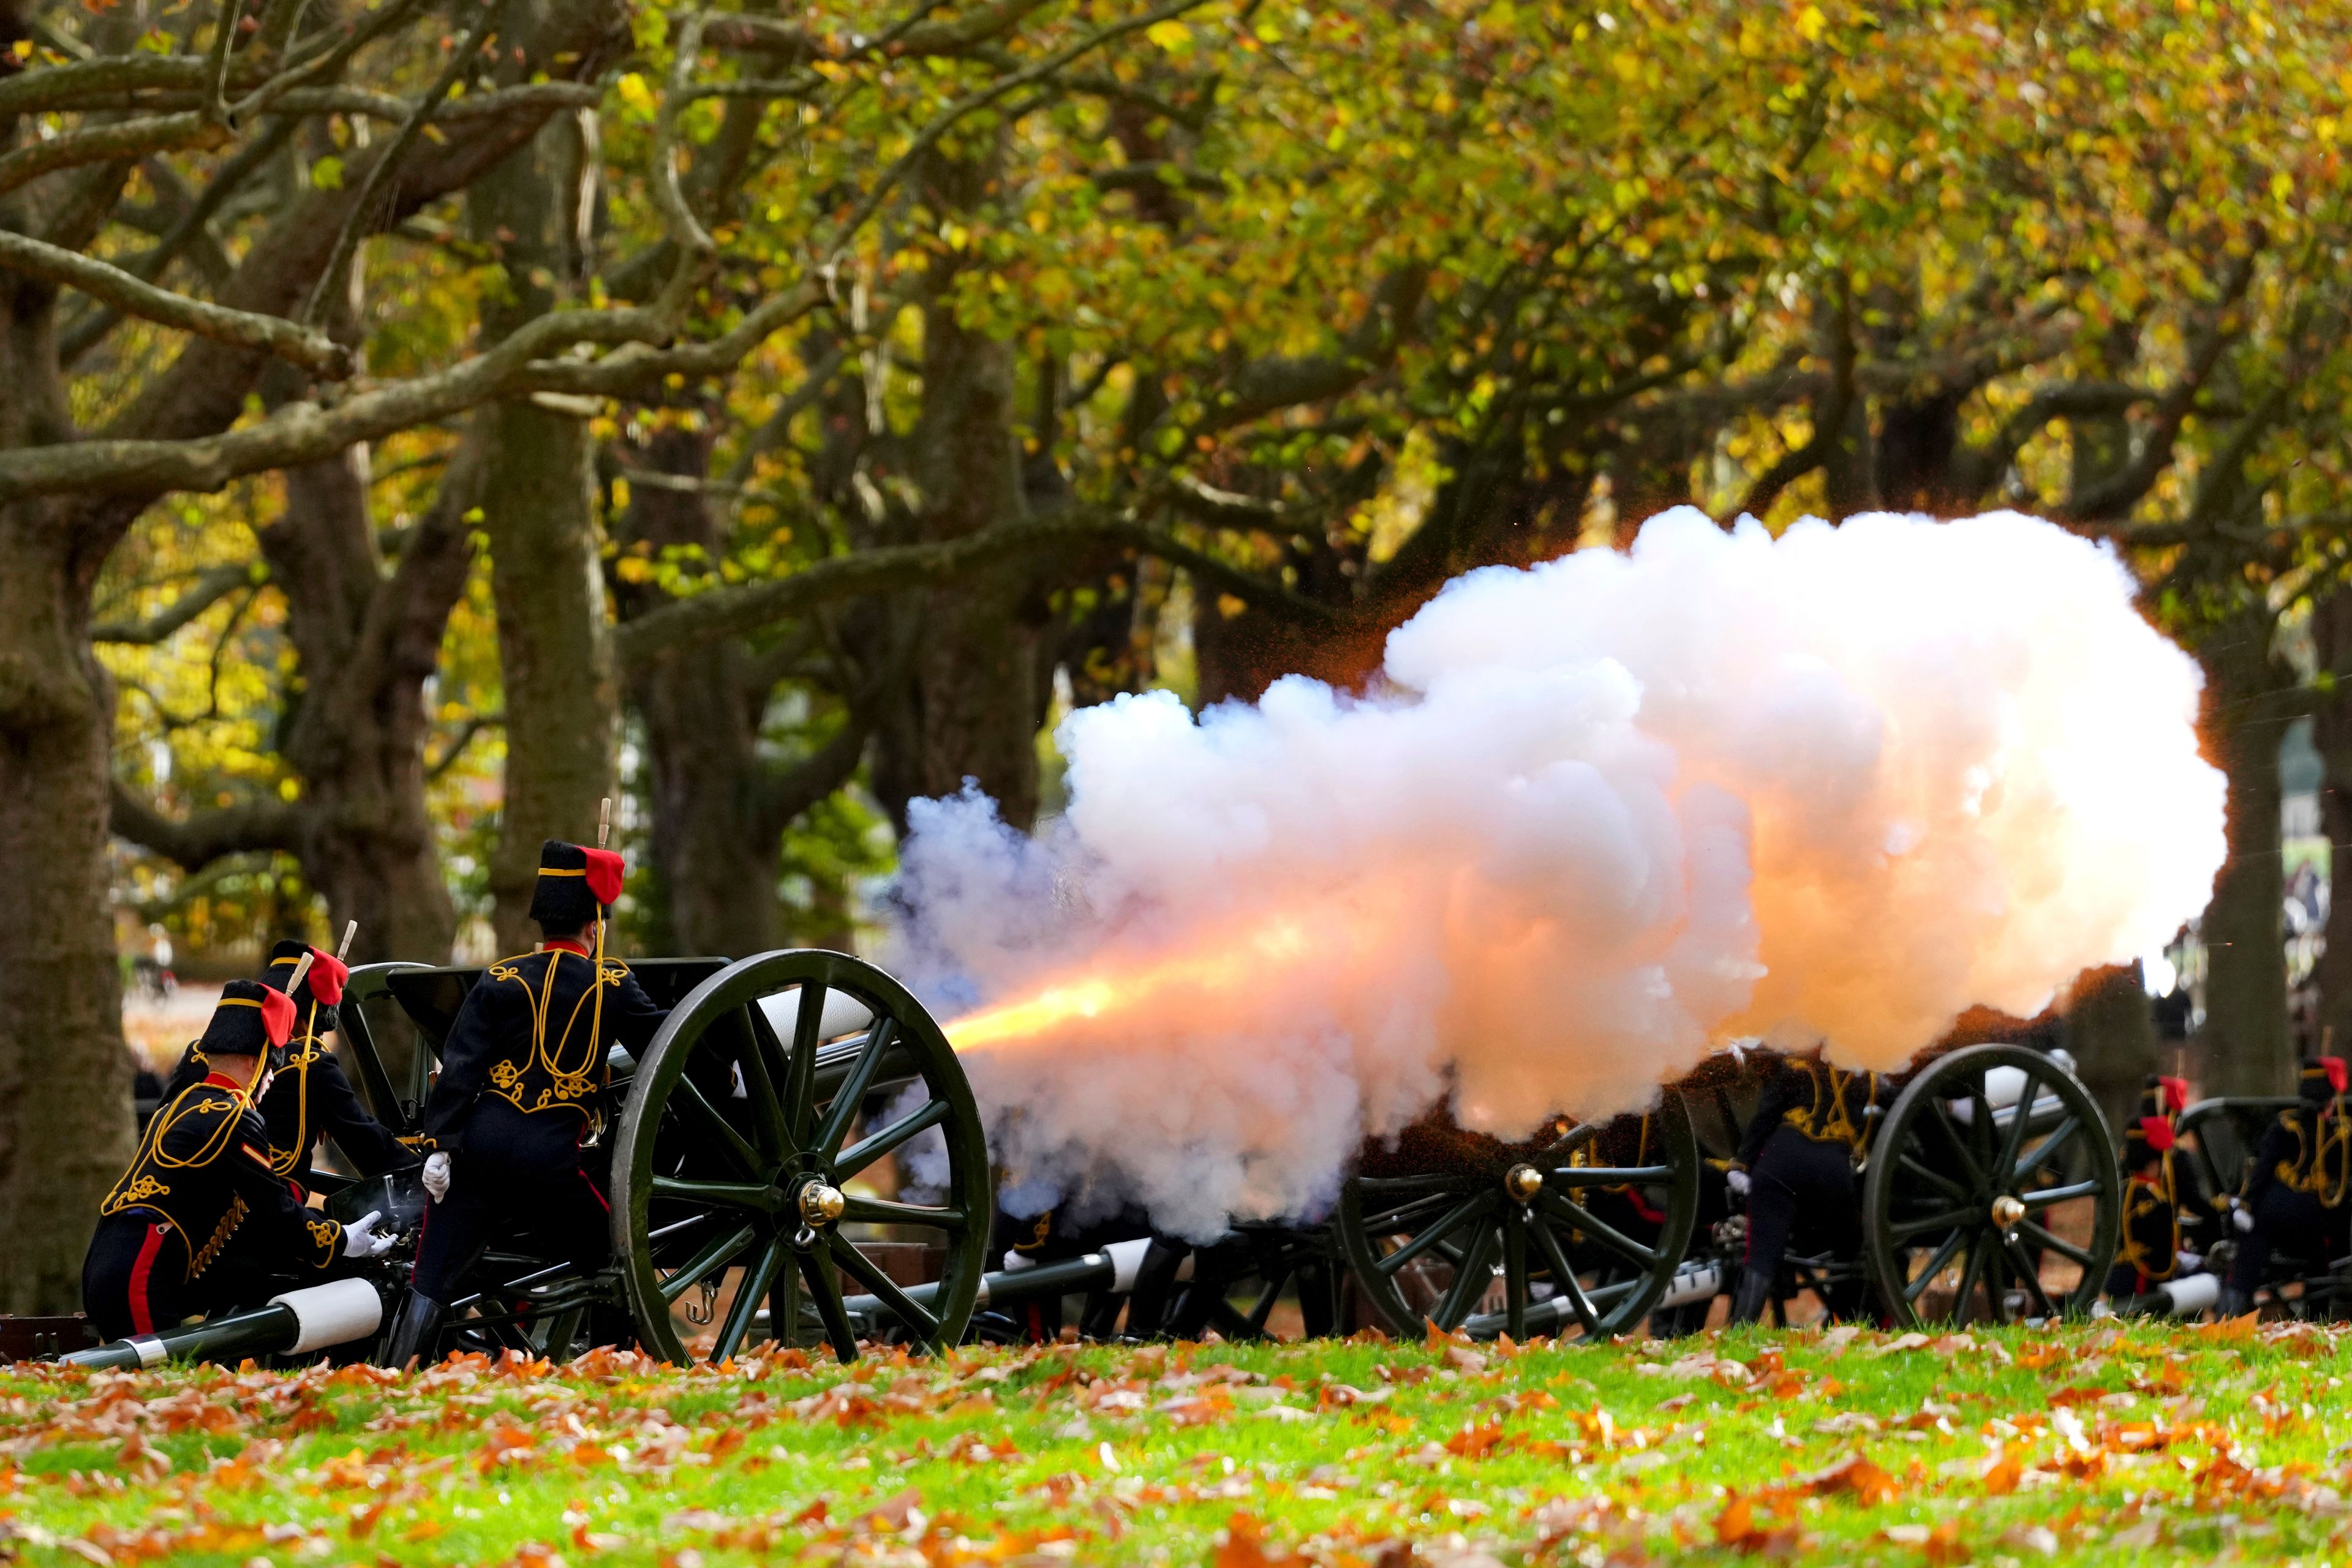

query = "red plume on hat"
[2137,1115,2175,1153]
[303,946,349,1006]
[582,847,625,907]
[2326,1057,2350,1095]
[2157,1075,2190,1115]
[258,986,295,1048]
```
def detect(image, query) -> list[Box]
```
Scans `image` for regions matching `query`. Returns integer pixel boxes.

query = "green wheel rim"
[611,949,992,1365]
[1336,1091,1698,1342]
[1864,1042,2120,1327]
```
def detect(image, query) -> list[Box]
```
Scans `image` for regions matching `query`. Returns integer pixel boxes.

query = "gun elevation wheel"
[610,950,992,1365]
[1863,1043,2120,1326]
[1336,1093,1699,1341]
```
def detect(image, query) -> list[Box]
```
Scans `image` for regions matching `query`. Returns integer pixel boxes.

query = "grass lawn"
[2,1319,2347,1566]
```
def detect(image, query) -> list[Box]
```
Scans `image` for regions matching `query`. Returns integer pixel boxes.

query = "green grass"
[2,1319,2348,1566]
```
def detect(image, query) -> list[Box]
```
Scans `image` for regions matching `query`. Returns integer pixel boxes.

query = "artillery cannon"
[37,950,2142,1370]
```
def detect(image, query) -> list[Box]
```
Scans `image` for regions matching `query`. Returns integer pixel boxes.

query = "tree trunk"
[2063,963,2161,1139]
[620,423,779,957]
[471,117,616,952]
[2196,609,2295,1096]
[876,148,1041,829]
[252,257,473,967]
[482,398,613,951]
[0,275,133,1310]
[2313,592,2352,1060]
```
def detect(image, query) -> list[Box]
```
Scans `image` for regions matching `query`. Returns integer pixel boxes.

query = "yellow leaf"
[1145,18,1193,52]
[1796,4,1827,42]
[310,156,344,190]
[617,72,655,116]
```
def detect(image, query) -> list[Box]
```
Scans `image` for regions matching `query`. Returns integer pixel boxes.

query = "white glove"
[2233,1205,2255,1234]
[344,1210,396,1260]
[2176,1250,2203,1273]
[423,1152,451,1203]
[1726,1169,1751,1200]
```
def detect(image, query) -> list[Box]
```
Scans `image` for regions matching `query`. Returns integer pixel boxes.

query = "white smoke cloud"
[884,508,2227,1238]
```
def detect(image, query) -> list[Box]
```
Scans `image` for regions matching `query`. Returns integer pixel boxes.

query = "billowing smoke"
[884,509,2226,1238]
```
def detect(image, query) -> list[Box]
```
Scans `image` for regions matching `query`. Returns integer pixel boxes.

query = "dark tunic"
[2227,1099,2351,1298]
[1733,1058,1882,1319]
[258,1019,408,1189]
[168,1001,408,1191]
[2109,1172,2182,1297]
[409,945,666,1304]
[417,947,666,1152]
[1735,1057,1882,1170]
[85,1071,350,1339]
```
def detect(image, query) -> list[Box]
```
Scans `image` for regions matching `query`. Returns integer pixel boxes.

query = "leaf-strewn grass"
[2,1319,2346,1566]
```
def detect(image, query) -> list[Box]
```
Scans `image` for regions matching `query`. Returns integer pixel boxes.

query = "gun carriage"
[2174,1094,2351,1318]
[43,952,2143,1368]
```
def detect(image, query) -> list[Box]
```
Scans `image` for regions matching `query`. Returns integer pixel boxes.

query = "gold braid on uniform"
[2318,1098,2352,1209]
[483,945,626,1117]
[100,1072,252,1234]
[2118,1175,2178,1281]
[268,996,328,1175]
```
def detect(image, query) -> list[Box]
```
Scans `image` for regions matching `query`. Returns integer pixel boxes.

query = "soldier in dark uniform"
[381,840,668,1366]
[2218,1057,2350,1316]
[83,980,395,1341]
[2106,1110,2204,1302]
[159,941,409,1194]
[1726,1048,1882,1323]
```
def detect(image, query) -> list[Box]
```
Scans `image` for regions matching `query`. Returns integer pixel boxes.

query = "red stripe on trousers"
[128,1224,166,1335]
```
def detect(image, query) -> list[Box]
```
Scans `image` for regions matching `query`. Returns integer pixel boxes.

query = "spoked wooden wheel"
[1155,1224,1346,1342]
[1863,1044,2119,1326]
[611,951,992,1364]
[1336,1093,1698,1341]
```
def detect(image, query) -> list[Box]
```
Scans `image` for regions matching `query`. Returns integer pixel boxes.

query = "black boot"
[1729,1266,1774,1326]
[381,1292,443,1370]
[2214,1284,2253,1320]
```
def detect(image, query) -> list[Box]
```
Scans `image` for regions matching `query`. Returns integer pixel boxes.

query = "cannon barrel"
[839,1237,1165,1322]
[61,1279,386,1370]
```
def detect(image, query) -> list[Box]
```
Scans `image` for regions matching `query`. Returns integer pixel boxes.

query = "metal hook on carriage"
[686,1278,718,1325]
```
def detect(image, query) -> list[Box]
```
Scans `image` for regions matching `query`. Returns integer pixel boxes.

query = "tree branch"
[89,562,258,645]
[2061,247,2258,524]
[0,225,353,377]
[0,110,232,198]
[1196,265,1429,435]
[301,0,499,327]
[109,780,306,871]
[616,510,1345,669]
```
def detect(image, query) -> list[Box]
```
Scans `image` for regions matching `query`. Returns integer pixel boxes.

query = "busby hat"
[266,939,348,1009]
[200,978,296,1061]
[2301,1056,2348,1102]
[527,839,625,929]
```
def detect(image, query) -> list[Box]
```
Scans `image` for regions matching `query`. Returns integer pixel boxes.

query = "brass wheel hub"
[1504,1164,1545,1203]
[797,1181,846,1228]
[1989,1194,2026,1229]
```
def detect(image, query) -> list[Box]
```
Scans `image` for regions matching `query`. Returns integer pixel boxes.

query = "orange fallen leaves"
[1798,1452,1900,1506]
[1441,1417,1505,1458]
[1214,1512,1307,1568]
[1713,1493,1801,1557]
